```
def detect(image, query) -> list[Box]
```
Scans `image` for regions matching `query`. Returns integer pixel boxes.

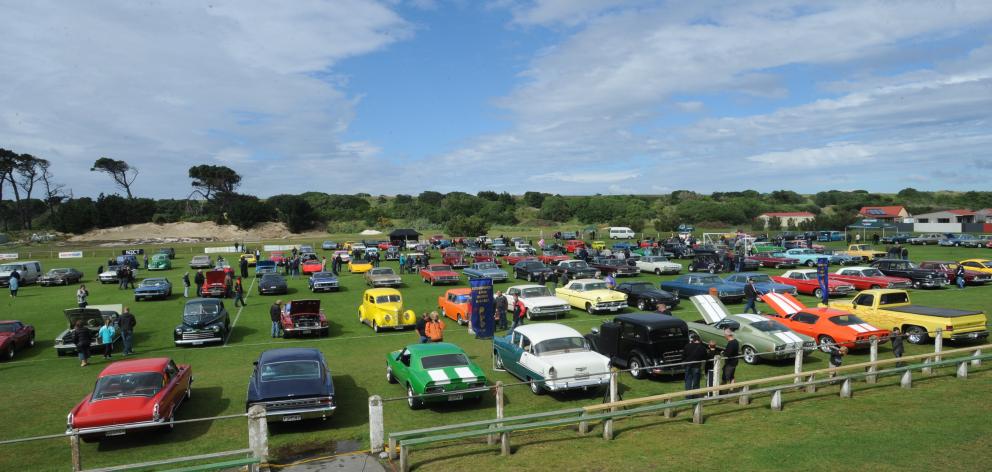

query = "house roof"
[946,209,975,215]
[760,212,815,218]
[858,206,906,217]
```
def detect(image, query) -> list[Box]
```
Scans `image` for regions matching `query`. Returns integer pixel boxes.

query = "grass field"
[0,237,990,471]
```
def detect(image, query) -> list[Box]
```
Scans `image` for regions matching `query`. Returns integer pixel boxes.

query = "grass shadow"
[226,325,257,344]
[93,386,231,451]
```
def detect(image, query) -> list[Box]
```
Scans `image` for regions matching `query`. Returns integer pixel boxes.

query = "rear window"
[92,372,164,400]
[260,360,321,382]
[421,353,469,369]
[828,314,868,326]
[879,292,909,305]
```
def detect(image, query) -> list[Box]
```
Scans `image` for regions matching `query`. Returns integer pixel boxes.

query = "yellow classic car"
[591,241,606,250]
[358,288,417,332]
[843,244,887,261]
[554,278,627,314]
[343,241,355,250]
[829,289,988,344]
[239,253,257,266]
[348,259,374,274]
[958,259,992,275]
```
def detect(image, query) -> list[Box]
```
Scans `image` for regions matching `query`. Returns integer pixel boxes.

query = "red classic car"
[67,357,193,441]
[441,249,468,269]
[473,250,496,264]
[301,255,323,275]
[430,234,445,243]
[280,299,329,337]
[761,292,889,351]
[502,251,535,266]
[748,252,799,269]
[1,320,35,360]
[564,240,587,253]
[420,264,460,286]
[269,251,287,266]
[770,269,857,298]
[831,266,913,290]
[918,261,991,286]
[200,270,230,298]
[538,251,570,265]
[377,241,392,251]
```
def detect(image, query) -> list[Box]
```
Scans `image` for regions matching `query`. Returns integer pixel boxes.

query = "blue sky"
[2,1,992,198]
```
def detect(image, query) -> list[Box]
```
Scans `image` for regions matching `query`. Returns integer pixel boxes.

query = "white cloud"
[675,101,704,112]
[508,0,647,26]
[532,169,641,183]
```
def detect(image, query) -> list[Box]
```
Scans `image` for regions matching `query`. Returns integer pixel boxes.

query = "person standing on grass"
[416,312,429,343]
[143,253,149,269]
[955,264,967,289]
[891,328,904,366]
[682,334,707,398]
[426,311,446,342]
[119,307,136,356]
[76,284,90,308]
[7,270,18,298]
[234,277,245,307]
[494,291,508,331]
[722,329,740,385]
[182,272,191,298]
[743,278,759,314]
[510,297,526,332]
[828,345,848,378]
[224,272,233,298]
[73,320,92,367]
[269,300,283,338]
[98,318,116,359]
[240,256,249,279]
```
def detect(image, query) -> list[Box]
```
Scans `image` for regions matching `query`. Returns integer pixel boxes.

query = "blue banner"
[469,278,495,339]
[816,257,830,305]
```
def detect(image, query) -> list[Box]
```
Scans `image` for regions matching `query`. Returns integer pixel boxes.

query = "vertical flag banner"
[816,257,830,305]
[469,278,495,339]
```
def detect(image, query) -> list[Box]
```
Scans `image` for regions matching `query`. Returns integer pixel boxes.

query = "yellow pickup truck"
[830,289,988,344]
[842,244,887,261]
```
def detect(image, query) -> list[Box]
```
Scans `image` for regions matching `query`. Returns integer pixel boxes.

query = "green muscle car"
[687,295,816,364]
[385,343,487,409]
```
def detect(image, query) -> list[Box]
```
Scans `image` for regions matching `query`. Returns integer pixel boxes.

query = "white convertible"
[635,255,683,275]
[504,284,571,320]
[493,323,611,394]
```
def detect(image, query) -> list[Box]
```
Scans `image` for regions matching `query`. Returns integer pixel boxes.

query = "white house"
[756,212,816,229]
[912,209,975,233]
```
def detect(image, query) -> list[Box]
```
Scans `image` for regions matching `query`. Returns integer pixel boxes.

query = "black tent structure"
[389,228,421,241]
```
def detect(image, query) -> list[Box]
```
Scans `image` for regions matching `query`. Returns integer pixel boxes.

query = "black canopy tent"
[389,229,421,241]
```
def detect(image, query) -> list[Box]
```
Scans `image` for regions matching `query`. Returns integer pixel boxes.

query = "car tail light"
[66,412,74,428]
[946,325,954,331]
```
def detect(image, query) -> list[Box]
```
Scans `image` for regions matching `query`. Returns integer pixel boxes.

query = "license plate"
[281,415,302,422]
[301,329,311,334]
[448,394,464,401]
[105,429,126,436]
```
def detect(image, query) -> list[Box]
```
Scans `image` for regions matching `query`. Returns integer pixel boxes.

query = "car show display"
[280,299,329,337]
[359,288,417,332]
[174,299,230,346]
[493,323,612,394]
[585,312,688,377]
[688,295,815,363]
[503,284,571,320]
[386,343,487,408]
[555,278,628,314]
[56,305,122,356]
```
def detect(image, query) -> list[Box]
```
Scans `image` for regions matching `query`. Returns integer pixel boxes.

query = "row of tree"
[2,147,990,236]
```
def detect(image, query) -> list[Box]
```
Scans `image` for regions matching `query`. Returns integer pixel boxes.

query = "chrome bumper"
[174,337,223,345]
[544,376,610,391]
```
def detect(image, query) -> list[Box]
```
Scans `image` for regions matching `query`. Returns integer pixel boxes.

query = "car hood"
[633,288,677,299]
[73,395,156,428]
[135,284,169,292]
[182,311,225,328]
[417,364,485,385]
[472,268,507,275]
[250,376,332,402]
[261,279,287,287]
[521,295,569,307]
[64,308,106,329]
[288,300,320,315]
[572,289,625,301]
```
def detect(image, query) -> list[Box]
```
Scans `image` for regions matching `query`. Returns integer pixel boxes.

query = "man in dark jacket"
[240,256,249,278]
[955,264,967,289]
[722,329,740,384]
[743,278,759,314]
[683,334,707,398]
[194,270,205,297]
[72,320,92,367]
[270,300,283,338]
[416,312,429,343]
[119,307,137,356]
[494,291,508,331]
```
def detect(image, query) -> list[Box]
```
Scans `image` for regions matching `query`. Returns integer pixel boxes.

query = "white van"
[0,260,43,287]
[608,227,636,239]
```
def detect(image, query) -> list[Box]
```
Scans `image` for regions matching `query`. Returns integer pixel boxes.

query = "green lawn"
[0,238,990,471]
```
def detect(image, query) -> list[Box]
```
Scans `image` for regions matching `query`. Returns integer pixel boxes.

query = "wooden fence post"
[663,401,674,418]
[247,405,269,465]
[839,378,852,398]
[70,434,82,472]
[400,445,409,472]
[770,390,782,411]
[901,370,912,389]
[933,328,943,372]
[805,374,816,393]
[603,370,618,440]
[712,355,723,397]
[957,361,968,379]
[972,349,982,367]
[739,385,750,406]
[692,400,704,424]
[369,395,384,454]
[867,337,879,384]
[491,382,505,444]
[498,383,510,456]
[922,357,932,376]
[793,348,804,385]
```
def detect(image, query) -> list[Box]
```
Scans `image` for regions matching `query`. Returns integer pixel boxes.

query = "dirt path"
[67,221,327,243]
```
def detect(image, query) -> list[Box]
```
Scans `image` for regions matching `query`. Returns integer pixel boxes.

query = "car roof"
[366,288,401,296]
[614,312,686,330]
[404,342,465,356]
[258,347,322,364]
[186,298,221,305]
[513,323,582,343]
[569,278,602,284]
[99,357,171,377]
[142,277,168,282]
[445,288,472,295]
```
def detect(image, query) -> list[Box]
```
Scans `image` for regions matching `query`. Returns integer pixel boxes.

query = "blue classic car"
[772,248,844,267]
[308,271,340,292]
[246,348,336,422]
[134,277,173,301]
[659,274,746,303]
[938,234,977,247]
[722,272,797,295]
[321,240,338,250]
[463,262,508,282]
[255,260,278,277]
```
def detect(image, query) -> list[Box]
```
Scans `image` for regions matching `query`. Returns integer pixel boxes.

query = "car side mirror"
[591,328,600,335]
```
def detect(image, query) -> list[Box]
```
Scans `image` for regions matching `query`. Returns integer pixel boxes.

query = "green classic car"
[385,343,487,409]
[148,253,172,271]
[687,295,816,364]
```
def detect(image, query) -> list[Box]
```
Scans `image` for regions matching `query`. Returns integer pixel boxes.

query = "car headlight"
[385,314,392,322]
[175,328,183,334]
[212,325,221,333]
[548,367,557,379]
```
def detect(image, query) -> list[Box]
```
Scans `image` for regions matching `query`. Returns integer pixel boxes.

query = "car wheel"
[818,335,836,353]
[528,378,544,395]
[373,321,381,333]
[813,288,824,299]
[806,260,816,267]
[912,280,921,289]
[586,303,595,314]
[387,364,397,384]
[743,346,758,365]
[494,351,504,369]
[6,345,14,360]
[775,263,782,269]
[628,356,645,379]
[407,385,423,409]
[708,267,716,274]
[870,284,881,290]
[654,268,661,275]
[905,325,929,345]
[527,273,533,282]
[430,279,436,286]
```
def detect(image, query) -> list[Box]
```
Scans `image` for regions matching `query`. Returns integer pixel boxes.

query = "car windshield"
[828,314,868,326]
[452,294,471,303]
[475,263,498,270]
[747,275,771,283]
[645,256,668,262]
[313,271,334,278]
[140,279,168,287]
[420,353,470,369]
[432,265,452,271]
[569,261,589,268]
[860,269,884,276]
[0,264,23,272]
[184,302,219,322]
[192,256,209,262]
[981,261,992,269]
[600,259,623,266]
[520,287,551,298]
[260,360,321,382]
[650,327,686,340]
[694,276,721,284]
[749,320,790,332]
[261,275,282,283]
[370,268,395,275]
[534,336,589,355]
[92,372,164,400]
[0,323,18,332]
[583,282,608,290]
[375,295,402,303]
[49,268,70,275]
[626,283,652,291]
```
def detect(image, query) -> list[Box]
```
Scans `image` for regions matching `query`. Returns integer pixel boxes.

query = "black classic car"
[589,257,639,277]
[553,260,599,279]
[174,299,230,346]
[246,348,336,422]
[585,313,689,378]
[871,259,948,289]
[258,273,289,295]
[39,268,84,286]
[513,260,554,282]
[663,241,695,258]
[614,282,679,311]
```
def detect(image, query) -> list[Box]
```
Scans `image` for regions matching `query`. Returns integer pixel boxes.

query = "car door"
[12,322,27,349]
[498,332,526,379]
[505,287,520,308]
[788,313,819,338]
[517,334,545,380]
[393,349,411,385]
[160,363,181,417]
